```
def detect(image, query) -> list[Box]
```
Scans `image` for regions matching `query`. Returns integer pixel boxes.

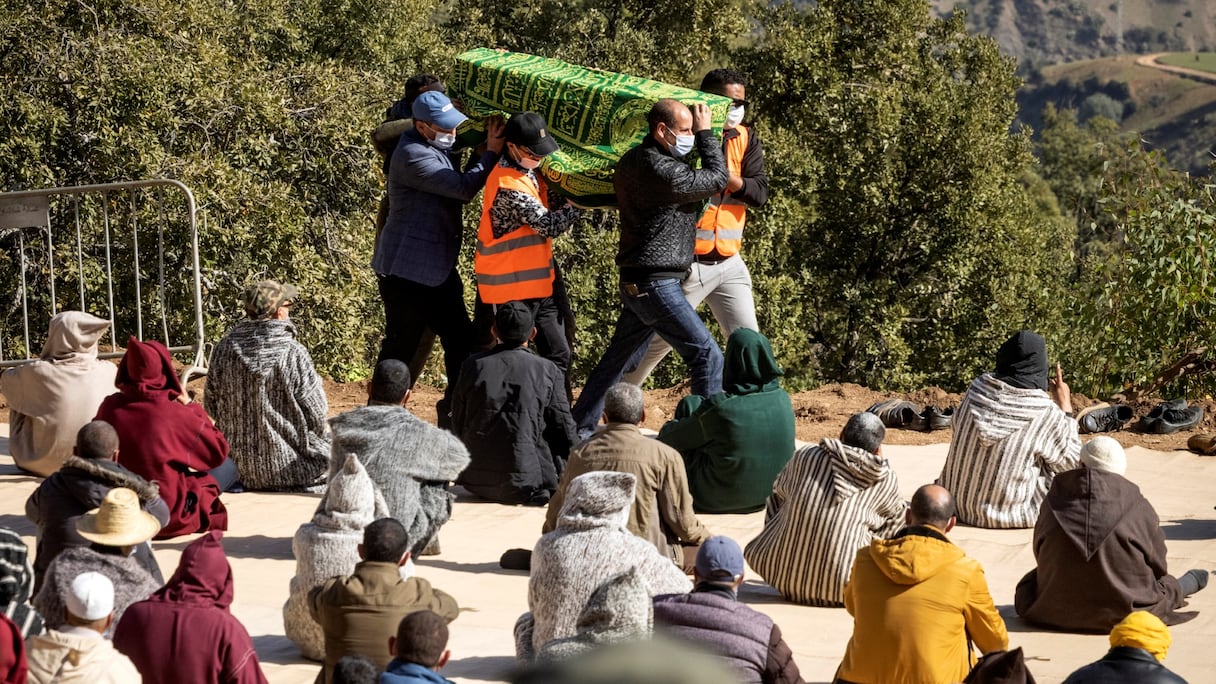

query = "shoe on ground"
[1189,434,1216,455]
[1077,402,1135,434]
[1135,398,1189,433]
[867,399,927,430]
[1157,404,1204,434]
[922,406,954,432]
[500,548,532,571]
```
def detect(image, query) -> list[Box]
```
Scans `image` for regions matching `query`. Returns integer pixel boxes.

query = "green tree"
[732,0,1074,388]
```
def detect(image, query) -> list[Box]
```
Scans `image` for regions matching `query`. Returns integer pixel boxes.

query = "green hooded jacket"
[658,329,795,513]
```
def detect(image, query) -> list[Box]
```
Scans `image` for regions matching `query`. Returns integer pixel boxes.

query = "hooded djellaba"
[0,311,117,476]
[514,472,691,663]
[283,454,391,661]
[658,328,795,513]
[114,530,268,684]
[1015,438,1203,633]
[536,567,654,662]
[938,330,1082,529]
[95,337,230,539]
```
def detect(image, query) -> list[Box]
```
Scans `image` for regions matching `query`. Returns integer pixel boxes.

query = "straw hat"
[76,487,162,546]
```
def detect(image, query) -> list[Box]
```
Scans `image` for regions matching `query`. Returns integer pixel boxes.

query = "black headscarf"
[994,330,1048,391]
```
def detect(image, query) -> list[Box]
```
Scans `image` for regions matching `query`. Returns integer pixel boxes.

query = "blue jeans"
[572,278,723,436]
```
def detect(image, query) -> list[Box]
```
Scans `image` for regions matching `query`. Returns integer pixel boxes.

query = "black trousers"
[377,270,473,408]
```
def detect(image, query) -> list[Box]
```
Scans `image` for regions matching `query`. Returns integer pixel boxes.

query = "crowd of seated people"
[0,84,1212,684]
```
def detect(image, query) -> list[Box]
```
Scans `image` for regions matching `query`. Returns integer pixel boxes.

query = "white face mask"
[517,157,542,170]
[726,104,745,128]
[429,131,456,150]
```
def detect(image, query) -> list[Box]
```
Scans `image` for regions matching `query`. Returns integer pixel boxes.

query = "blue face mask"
[669,131,695,158]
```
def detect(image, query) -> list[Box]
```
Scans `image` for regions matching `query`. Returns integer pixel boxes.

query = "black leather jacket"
[1062,647,1188,683]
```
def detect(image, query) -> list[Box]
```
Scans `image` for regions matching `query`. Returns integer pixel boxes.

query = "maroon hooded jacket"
[113,531,267,684]
[0,614,26,684]
[96,336,229,539]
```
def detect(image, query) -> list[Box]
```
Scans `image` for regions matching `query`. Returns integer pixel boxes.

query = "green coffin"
[450,48,731,207]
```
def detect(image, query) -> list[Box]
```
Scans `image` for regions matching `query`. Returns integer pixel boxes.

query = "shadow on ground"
[441,655,519,681]
[251,633,320,666]
[155,534,293,560]
[1163,519,1216,541]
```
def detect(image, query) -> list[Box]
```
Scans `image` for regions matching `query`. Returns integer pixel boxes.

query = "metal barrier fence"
[0,179,207,384]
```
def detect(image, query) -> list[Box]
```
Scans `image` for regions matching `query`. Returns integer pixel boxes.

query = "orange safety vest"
[695,125,750,257]
[475,165,555,304]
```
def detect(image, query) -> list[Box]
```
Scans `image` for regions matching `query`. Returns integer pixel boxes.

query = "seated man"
[452,302,577,506]
[381,610,454,684]
[284,454,390,662]
[25,573,141,683]
[27,421,169,590]
[0,527,43,638]
[114,531,267,683]
[745,412,905,607]
[34,488,162,639]
[205,279,331,492]
[836,484,1008,684]
[309,518,458,684]
[544,383,711,570]
[938,330,1081,528]
[658,329,795,513]
[1,311,116,476]
[1063,611,1186,683]
[1015,437,1208,632]
[536,568,654,663]
[653,537,805,684]
[515,472,691,662]
[330,359,469,555]
[96,337,232,538]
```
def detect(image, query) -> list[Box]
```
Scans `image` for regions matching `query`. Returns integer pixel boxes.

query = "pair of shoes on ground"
[1134,398,1204,434]
[867,399,953,432]
[1188,434,1216,455]
[1076,403,1135,434]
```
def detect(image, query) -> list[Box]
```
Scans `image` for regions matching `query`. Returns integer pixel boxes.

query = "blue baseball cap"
[695,536,745,580]
[412,90,467,130]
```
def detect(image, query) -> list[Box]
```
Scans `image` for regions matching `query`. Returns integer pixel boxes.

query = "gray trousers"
[622,253,759,385]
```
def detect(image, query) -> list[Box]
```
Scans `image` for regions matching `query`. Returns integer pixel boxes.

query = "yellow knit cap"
[1109,611,1171,662]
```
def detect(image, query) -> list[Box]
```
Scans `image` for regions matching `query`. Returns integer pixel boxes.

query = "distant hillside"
[1017,54,1216,174]
[932,0,1215,67]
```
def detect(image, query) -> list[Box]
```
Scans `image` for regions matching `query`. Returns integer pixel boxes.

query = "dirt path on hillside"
[1136,53,1216,86]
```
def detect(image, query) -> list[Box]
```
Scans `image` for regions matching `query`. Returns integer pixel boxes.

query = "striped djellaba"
[744,439,906,607]
[938,373,1081,529]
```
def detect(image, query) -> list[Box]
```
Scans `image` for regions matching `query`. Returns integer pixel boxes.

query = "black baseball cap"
[504,112,559,156]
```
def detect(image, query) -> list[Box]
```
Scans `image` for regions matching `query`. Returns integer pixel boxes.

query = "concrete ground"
[2,423,1214,683]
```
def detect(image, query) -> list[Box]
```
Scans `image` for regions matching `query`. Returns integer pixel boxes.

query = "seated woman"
[0,311,116,476]
[938,330,1081,529]
[95,336,234,539]
[657,328,795,514]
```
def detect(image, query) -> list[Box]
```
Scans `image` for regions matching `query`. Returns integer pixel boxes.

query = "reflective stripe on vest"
[475,166,555,304]
[695,125,750,257]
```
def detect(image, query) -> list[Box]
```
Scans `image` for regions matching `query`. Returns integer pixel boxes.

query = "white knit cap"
[1081,436,1127,476]
[65,572,114,621]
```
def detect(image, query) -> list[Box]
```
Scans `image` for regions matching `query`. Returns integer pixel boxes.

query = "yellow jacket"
[837,525,1008,684]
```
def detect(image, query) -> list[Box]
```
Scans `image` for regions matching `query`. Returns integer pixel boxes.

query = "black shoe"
[1135,398,1188,433]
[500,548,532,571]
[1157,404,1204,434]
[1077,403,1134,434]
[922,406,954,431]
[867,399,926,430]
